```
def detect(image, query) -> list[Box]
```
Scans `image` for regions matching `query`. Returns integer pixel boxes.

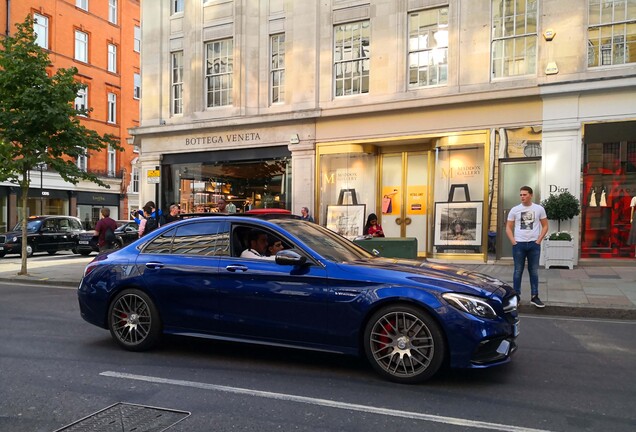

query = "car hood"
[338,258,512,298]
[79,230,97,238]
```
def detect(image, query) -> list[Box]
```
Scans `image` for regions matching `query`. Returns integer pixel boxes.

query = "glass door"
[381,152,428,256]
[497,159,541,258]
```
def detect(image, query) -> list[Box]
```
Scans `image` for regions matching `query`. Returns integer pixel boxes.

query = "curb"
[1,276,79,288]
[518,304,636,320]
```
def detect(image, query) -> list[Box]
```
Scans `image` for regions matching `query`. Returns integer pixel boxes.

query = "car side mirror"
[275,249,307,266]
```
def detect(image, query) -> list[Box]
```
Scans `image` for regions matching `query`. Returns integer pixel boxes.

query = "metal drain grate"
[54,402,190,432]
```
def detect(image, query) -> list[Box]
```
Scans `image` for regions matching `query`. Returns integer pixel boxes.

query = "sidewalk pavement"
[1,254,635,320]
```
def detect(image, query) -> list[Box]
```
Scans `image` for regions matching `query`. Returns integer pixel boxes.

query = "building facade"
[133,0,636,262]
[0,0,141,231]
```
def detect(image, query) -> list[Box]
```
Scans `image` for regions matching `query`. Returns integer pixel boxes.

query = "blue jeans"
[512,241,541,297]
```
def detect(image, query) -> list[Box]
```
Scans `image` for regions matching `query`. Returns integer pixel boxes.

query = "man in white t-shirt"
[240,229,276,260]
[505,186,549,308]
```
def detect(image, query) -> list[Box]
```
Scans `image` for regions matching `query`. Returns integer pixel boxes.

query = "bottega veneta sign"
[185,132,262,146]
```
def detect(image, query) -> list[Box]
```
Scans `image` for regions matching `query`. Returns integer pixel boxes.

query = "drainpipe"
[5,0,10,36]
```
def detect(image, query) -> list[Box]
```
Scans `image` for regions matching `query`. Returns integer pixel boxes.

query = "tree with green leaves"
[0,15,120,275]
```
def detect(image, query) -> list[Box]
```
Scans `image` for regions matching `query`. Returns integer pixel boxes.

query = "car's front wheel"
[363,305,445,384]
[108,289,161,351]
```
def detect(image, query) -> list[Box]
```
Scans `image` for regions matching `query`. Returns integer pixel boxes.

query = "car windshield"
[13,220,42,232]
[275,219,374,262]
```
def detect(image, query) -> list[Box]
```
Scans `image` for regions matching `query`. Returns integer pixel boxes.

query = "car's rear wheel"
[364,305,445,384]
[108,289,161,351]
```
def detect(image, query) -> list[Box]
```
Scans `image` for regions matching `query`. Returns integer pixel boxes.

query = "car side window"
[59,219,70,232]
[70,219,82,230]
[143,228,176,254]
[42,219,57,232]
[172,221,230,256]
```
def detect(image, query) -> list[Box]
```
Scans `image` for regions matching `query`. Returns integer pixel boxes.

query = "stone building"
[132,0,636,262]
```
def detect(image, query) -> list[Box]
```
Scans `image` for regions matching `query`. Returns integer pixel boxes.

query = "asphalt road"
[0,281,635,432]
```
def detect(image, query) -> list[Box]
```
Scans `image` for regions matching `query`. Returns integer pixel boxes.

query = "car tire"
[79,250,92,256]
[108,289,162,352]
[112,241,122,250]
[363,304,446,384]
[0,252,5,258]
[71,247,79,254]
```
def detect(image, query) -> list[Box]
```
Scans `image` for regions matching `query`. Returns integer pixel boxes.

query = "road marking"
[101,371,553,432]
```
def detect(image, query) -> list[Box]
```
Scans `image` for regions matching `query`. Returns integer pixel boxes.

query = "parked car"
[0,215,84,258]
[78,216,519,383]
[77,220,139,255]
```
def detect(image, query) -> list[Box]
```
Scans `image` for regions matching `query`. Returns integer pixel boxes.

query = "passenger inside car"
[266,235,285,258]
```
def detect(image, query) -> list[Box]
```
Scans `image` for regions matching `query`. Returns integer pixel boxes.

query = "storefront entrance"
[497,159,541,259]
[380,151,428,256]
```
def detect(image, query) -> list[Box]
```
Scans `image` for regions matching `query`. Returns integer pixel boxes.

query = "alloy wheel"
[365,306,444,383]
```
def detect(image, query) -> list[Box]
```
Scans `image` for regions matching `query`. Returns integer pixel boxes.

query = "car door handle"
[225,265,248,273]
[145,262,164,269]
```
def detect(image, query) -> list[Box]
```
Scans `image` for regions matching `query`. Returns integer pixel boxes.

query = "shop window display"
[581,141,636,258]
[433,144,485,254]
[319,152,377,227]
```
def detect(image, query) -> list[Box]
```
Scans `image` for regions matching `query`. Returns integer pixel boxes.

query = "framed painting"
[326,205,366,239]
[434,201,483,246]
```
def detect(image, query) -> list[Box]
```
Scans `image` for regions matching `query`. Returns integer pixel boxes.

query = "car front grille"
[0,235,5,244]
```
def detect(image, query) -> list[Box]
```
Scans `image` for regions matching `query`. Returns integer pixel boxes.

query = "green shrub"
[541,191,581,232]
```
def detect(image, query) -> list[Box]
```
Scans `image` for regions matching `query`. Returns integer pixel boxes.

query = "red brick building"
[0,0,140,230]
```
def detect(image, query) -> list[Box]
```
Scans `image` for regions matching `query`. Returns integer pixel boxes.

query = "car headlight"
[8,236,18,243]
[442,293,497,319]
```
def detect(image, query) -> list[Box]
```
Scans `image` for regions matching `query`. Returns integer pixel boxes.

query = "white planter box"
[543,240,575,269]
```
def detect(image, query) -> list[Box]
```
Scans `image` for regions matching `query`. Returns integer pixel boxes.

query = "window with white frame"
[205,39,233,107]
[75,30,88,63]
[77,148,87,172]
[171,51,183,114]
[270,34,285,104]
[491,0,538,78]
[76,0,88,11]
[108,44,117,73]
[134,73,141,99]
[107,145,116,177]
[134,26,141,53]
[107,93,116,124]
[131,166,139,193]
[33,13,49,50]
[408,8,449,88]
[172,0,184,14]
[109,0,118,24]
[334,20,370,96]
[75,87,88,116]
[588,0,636,67]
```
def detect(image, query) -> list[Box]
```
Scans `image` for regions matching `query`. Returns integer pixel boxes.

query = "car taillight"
[83,261,99,277]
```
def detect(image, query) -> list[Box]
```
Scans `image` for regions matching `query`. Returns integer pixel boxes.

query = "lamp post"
[36,162,47,215]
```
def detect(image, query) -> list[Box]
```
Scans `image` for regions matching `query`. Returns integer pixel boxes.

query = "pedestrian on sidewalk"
[505,185,549,308]
[94,208,117,253]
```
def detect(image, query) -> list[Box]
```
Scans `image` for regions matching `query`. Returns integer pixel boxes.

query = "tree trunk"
[19,174,30,276]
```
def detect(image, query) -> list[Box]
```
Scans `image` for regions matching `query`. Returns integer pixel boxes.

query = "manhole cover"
[54,402,190,432]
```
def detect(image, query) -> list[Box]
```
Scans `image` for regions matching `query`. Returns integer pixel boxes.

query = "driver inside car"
[240,229,276,260]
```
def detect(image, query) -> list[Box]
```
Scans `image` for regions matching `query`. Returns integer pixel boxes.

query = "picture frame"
[326,205,366,239]
[434,201,483,246]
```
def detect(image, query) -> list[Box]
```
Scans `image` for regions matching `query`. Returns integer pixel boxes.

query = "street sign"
[147,169,160,184]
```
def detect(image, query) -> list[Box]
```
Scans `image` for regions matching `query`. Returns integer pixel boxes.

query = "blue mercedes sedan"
[78,215,518,383]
